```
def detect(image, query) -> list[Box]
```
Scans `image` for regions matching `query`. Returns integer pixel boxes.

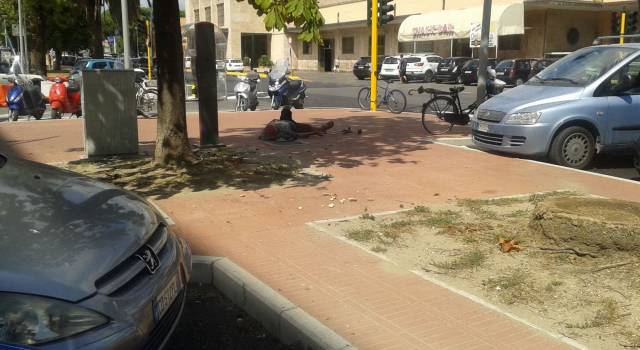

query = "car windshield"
[495,60,513,70]
[383,57,398,64]
[529,46,637,86]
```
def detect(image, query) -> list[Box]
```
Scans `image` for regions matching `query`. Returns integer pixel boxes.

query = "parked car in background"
[216,60,226,71]
[379,56,400,80]
[405,54,442,82]
[528,59,555,79]
[352,56,384,80]
[471,44,640,170]
[459,58,498,85]
[225,59,244,72]
[60,55,77,67]
[69,58,125,83]
[0,153,192,349]
[434,57,472,83]
[494,58,537,86]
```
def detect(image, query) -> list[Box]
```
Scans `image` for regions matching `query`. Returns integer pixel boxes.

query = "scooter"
[234,71,260,111]
[48,76,82,119]
[6,77,46,121]
[267,59,306,110]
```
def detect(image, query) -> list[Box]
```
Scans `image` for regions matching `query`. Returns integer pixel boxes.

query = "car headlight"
[0,292,108,345]
[505,112,541,125]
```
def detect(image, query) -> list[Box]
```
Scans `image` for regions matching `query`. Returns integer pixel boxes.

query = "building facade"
[185,0,639,71]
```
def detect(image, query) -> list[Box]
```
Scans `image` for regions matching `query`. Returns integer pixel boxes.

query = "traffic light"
[612,12,622,34]
[626,11,639,34]
[378,0,395,26]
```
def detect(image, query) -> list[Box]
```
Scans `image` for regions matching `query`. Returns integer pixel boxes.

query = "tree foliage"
[238,0,324,42]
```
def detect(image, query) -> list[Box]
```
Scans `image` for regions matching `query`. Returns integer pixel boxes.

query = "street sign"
[469,23,496,48]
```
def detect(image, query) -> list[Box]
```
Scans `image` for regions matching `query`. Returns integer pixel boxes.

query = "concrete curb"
[191,255,356,350]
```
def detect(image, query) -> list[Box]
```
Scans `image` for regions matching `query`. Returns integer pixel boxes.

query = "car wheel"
[424,71,434,83]
[357,76,365,80]
[549,126,595,170]
[516,78,524,86]
[434,79,441,84]
[9,109,18,122]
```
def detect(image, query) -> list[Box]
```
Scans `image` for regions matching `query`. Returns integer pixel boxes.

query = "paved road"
[1,71,637,181]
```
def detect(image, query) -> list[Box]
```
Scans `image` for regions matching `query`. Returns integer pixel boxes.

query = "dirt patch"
[316,192,640,349]
[62,147,330,199]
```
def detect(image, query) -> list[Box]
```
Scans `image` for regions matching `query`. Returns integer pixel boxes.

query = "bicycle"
[357,80,407,114]
[409,85,491,135]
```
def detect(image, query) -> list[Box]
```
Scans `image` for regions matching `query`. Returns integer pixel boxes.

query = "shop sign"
[412,24,455,39]
[469,23,496,48]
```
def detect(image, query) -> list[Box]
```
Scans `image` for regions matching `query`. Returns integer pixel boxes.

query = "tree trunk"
[82,0,104,58]
[54,49,62,71]
[30,2,47,76]
[153,0,193,166]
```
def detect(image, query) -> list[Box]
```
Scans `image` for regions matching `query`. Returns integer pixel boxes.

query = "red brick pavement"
[2,109,638,349]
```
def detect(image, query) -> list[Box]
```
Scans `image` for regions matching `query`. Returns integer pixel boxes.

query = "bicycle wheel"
[357,87,371,110]
[421,96,457,135]
[386,89,407,114]
[139,89,158,117]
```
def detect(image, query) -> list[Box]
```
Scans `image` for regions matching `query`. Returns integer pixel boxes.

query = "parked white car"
[225,59,244,72]
[405,54,442,82]
[379,56,400,80]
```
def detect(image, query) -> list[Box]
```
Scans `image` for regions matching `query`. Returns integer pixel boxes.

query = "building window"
[194,9,200,22]
[342,37,354,54]
[205,6,211,22]
[416,41,434,53]
[498,35,521,51]
[398,42,413,53]
[303,41,311,55]
[217,4,225,27]
[368,35,385,55]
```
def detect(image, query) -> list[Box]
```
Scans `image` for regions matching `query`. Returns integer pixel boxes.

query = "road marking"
[432,139,640,186]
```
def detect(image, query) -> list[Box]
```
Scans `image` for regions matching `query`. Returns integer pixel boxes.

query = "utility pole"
[146,20,152,79]
[121,0,131,68]
[620,12,626,44]
[477,0,492,100]
[17,0,26,72]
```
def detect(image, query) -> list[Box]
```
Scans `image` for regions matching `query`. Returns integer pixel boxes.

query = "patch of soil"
[317,192,640,350]
[62,148,330,199]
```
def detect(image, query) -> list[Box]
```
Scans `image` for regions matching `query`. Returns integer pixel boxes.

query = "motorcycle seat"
[289,80,303,91]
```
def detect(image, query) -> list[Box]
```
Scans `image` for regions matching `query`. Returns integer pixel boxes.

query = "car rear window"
[406,57,421,63]
[496,60,514,69]
[356,57,371,64]
[383,57,398,64]
[427,57,441,63]
[440,58,454,65]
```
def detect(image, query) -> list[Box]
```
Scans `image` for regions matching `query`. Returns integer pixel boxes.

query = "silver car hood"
[0,157,158,302]
[480,84,584,113]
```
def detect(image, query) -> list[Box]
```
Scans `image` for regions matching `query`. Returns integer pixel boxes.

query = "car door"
[598,56,640,146]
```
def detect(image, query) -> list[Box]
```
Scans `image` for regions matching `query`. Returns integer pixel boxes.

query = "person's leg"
[291,121,334,135]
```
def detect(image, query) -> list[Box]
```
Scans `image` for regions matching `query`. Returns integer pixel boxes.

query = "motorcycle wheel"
[293,99,304,109]
[34,110,44,120]
[51,109,62,120]
[9,109,19,122]
[238,96,248,112]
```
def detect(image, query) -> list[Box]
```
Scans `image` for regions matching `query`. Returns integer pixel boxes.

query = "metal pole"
[121,0,131,68]
[17,0,25,71]
[477,0,492,100]
[620,12,626,44]
[370,0,378,111]
[146,20,152,79]
[195,22,220,146]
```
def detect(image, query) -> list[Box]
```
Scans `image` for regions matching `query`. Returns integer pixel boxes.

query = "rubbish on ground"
[330,195,337,201]
[339,199,346,204]
[348,198,357,202]
[328,203,335,208]
[297,206,303,210]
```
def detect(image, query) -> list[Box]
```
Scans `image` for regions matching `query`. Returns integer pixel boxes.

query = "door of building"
[318,39,334,72]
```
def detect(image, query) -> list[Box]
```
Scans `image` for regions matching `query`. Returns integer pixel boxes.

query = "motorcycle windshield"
[268,59,288,82]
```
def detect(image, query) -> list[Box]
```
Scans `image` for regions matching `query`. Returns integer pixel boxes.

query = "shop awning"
[397,2,524,42]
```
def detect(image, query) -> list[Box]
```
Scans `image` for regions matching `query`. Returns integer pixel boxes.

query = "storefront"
[397,0,614,60]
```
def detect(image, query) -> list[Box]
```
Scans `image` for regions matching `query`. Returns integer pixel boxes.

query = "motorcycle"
[48,76,82,119]
[6,76,46,122]
[234,71,260,111]
[267,59,306,110]
[134,68,158,118]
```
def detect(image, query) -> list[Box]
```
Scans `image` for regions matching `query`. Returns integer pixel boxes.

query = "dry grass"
[482,269,530,305]
[431,249,487,271]
[566,298,621,329]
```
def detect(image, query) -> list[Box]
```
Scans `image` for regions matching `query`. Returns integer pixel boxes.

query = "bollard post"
[195,22,221,147]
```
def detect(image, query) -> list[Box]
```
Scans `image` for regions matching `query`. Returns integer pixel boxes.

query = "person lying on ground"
[260,106,334,141]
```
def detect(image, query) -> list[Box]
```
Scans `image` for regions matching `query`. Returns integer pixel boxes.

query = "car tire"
[357,76,364,80]
[424,71,433,83]
[434,79,441,84]
[549,126,595,170]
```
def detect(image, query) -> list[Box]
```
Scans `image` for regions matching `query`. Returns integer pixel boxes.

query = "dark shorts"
[399,69,406,76]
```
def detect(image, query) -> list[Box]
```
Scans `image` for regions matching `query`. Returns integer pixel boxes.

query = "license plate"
[153,274,181,322]
[465,71,472,74]
[477,122,489,133]
[496,72,504,76]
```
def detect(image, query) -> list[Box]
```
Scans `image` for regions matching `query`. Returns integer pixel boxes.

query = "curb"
[191,255,356,350]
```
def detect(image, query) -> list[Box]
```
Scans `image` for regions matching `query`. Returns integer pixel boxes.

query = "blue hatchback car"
[472,44,640,169]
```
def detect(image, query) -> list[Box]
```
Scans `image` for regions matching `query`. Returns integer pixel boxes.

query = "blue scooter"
[6,77,46,121]
[267,60,306,110]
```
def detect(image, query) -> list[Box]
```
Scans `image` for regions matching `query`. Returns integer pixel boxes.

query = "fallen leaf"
[498,238,522,253]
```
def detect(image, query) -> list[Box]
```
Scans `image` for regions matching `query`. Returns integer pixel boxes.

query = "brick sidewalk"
[2,110,638,349]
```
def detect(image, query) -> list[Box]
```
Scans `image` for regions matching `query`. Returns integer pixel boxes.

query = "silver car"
[472,44,640,169]
[0,154,192,349]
